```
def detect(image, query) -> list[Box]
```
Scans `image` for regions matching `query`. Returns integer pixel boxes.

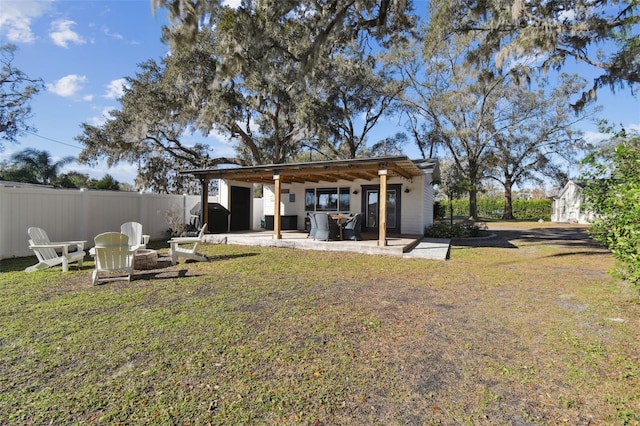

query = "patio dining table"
[330,214,352,240]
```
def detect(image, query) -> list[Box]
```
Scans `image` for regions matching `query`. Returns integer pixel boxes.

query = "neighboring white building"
[551,180,594,224]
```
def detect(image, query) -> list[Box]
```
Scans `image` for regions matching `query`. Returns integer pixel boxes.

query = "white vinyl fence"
[0,185,200,259]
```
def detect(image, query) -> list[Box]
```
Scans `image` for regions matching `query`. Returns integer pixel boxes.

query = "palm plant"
[10,148,74,185]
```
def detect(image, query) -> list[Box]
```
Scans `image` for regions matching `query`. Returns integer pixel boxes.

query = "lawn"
[1,223,638,425]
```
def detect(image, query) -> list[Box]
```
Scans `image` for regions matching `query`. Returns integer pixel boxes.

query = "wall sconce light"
[404,188,410,193]
[352,189,359,195]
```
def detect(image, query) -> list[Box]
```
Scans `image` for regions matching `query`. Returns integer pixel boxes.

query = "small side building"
[551,180,593,224]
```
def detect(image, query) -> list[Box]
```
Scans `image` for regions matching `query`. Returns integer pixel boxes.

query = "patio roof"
[179,156,439,184]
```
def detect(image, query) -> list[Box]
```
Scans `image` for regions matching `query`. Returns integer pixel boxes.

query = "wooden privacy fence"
[0,185,200,259]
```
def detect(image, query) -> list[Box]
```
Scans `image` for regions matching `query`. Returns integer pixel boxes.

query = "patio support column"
[273,173,282,239]
[378,169,387,246]
[200,177,209,230]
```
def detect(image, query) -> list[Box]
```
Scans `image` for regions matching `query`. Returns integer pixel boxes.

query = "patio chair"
[92,232,135,285]
[341,213,363,241]
[25,227,86,273]
[313,213,340,241]
[168,223,208,265]
[306,212,317,239]
[120,221,149,252]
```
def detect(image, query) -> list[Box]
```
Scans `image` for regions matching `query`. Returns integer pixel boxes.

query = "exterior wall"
[0,185,199,259]
[399,174,429,235]
[420,174,434,234]
[263,179,366,230]
[252,198,263,230]
[257,175,433,235]
[218,179,230,209]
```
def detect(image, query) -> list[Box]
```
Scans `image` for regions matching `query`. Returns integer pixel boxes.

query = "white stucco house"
[180,156,440,245]
[551,180,594,224]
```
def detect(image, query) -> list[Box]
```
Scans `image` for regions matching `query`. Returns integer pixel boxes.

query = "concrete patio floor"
[203,230,451,260]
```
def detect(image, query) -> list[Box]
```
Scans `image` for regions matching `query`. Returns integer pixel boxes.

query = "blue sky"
[1,0,638,187]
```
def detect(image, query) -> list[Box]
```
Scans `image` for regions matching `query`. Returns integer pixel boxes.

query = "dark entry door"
[230,186,251,231]
[361,184,402,234]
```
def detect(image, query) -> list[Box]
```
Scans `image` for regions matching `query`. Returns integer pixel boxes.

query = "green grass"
[1,226,639,425]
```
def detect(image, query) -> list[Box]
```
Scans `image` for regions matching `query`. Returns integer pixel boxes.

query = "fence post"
[183,194,187,225]
[138,191,144,224]
[79,188,88,243]
[0,186,6,259]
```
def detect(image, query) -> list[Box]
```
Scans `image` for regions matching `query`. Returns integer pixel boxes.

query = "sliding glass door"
[361,184,402,234]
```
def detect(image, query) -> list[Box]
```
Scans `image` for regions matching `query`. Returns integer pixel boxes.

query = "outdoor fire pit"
[134,249,158,270]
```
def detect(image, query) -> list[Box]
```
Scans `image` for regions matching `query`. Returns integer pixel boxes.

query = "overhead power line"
[25,131,83,150]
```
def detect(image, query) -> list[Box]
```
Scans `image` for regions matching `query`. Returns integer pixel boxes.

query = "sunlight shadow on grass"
[207,252,260,261]
[452,234,519,249]
[134,268,206,281]
[546,250,611,258]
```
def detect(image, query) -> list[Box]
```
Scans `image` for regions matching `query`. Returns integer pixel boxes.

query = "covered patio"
[181,156,440,248]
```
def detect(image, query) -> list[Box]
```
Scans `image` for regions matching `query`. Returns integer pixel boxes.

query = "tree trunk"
[468,188,478,220]
[468,161,479,220]
[449,199,454,227]
[502,178,515,220]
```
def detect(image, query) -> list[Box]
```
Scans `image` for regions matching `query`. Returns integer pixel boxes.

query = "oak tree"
[76,58,215,193]
[426,0,639,109]
[401,31,590,219]
[304,44,406,160]
[78,3,414,191]
[0,45,43,149]
[484,72,594,219]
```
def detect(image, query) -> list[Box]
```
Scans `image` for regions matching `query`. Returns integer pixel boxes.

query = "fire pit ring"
[134,249,158,270]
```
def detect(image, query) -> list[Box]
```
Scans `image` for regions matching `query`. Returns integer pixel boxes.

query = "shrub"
[163,208,187,237]
[424,221,486,238]
[433,201,446,220]
[582,130,640,291]
[512,199,552,220]
[447,197,551,220]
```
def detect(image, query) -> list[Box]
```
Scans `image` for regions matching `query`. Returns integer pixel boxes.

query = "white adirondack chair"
[168,224,208,265]
[120,221,149,252]
[92,232,135,285]
[25,227,86,273]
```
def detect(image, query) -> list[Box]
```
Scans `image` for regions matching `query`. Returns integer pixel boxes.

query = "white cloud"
[206,128,234,145]
[204,130,236,156]
[102,26,123,40]
[627,123,640,133]
[584,122,640,146]
[0,0,52,43]
[583,130,608,145]
[0,146,19,163]
[104,78,127,99]
[88,106,117,126]
[46,74,87,97]
[558,9,576,22]
[49,19,86,48]
[222,0,242,8]
[179,129,236,157]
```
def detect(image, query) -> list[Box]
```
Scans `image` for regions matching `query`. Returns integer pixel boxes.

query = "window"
[317,189,338,210]
[305,187,350,212]
[305,189,315,210]
[338,187,350,212]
